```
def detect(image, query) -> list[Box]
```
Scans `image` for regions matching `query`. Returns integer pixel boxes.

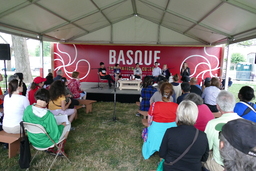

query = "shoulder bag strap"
[239,102,256,117]
[52,100,62,107]
[166,129,199,165]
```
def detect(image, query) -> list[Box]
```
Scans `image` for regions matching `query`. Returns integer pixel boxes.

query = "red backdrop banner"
[53,44,223,83]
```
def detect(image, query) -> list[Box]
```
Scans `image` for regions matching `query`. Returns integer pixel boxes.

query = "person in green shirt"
[23,88,71,156]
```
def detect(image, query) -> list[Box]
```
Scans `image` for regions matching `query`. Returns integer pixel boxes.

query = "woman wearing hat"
[28,76,46,105]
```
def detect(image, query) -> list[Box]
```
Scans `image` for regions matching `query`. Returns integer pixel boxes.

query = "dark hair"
[181,82,190,92]
[160,83,173,101]
[30,82,39,90]
[239,86,255,102]
[49,80,66,101]
[135,63,139,65]
[154,62,158,64]
[115,63,119,67]
[61,77,67,83]
[142,76,153,88]
[14,72,23,81]
[100,62,104,66]
[183,93,203,105]
[35,88,50,103]
[47,73,53,77]
[8,79,21,97]
[173,74,179,81]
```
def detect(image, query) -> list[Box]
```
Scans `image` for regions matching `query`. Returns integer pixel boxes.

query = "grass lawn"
[0,82,255,170]
[0,102,159,171]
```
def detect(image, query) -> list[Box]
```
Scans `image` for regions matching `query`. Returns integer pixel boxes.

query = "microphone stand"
[112,75,118,121]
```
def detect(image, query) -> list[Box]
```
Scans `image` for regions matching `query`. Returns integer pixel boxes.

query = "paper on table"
[54,114,69,125]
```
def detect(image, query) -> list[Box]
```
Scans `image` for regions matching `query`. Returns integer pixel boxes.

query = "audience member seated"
[133,63,142,79]
[217,119,256,171]
[152,62,162,82]
[28,77,46,105]
[142,83,178,159]
[150,81,173,104]
[201,77,220,112]
[190,77,202,96]
[3,79,29,134]
[114,63,122,80]
[23,88,71,156]
[221,77,233,88]
[14,72,27,96]
[98,62,115,88]
[184,93,214,131]
[67,71,86,100]
[202,77,211,91]
[177,82,190,104]
[161,64,170,81]
[48,80,77,123]
[180,62,190,82]
[203,91,241,171]
[234,86,256,122]
[159,100,209,171]
[53,69,63,81]
[171,74,182,102]
[44,72,54,88]
[61,77,79,109]
[138,76,157,115]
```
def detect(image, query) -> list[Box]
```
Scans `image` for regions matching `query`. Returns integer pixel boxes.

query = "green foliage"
[231,53,246,64]
[238,40,253,47]
[35,41,51,57]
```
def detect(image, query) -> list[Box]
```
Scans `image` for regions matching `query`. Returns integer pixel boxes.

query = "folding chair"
[23,122,71,171]
[91,72,108,89]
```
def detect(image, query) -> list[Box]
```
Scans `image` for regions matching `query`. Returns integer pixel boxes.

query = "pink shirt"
[194,104,214,131]
[68,79,80,98]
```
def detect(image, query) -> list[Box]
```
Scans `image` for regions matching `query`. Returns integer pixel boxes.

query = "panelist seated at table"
[114,63,122,80]
[98,62,115,88]
[152,62,162,82]
[133,63,142,79]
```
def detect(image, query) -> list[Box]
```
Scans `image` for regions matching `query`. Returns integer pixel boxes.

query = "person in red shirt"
[28,77,46,105]
[142,83,178,159]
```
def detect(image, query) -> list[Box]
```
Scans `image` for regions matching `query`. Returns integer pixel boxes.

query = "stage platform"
[81,82,140,103]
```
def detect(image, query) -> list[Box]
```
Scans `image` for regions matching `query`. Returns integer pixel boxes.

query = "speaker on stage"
[0,44,11,60]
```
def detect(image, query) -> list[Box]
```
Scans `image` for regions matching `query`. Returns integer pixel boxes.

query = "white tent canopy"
[0,0,256,45]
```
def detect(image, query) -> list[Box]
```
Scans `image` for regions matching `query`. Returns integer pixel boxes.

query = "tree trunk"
[11,35,33,83]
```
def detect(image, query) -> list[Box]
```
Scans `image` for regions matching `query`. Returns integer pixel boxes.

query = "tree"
[238,40,253,47]
[12,35,33,83]
[35,41,51,57]
[231,53,246,64]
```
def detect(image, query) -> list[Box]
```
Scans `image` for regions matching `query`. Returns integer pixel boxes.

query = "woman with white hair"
[159,100,209,171]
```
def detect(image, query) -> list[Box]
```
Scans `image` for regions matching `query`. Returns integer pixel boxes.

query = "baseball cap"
[204,77,211,82]
[33,77,47,84]
[216,119,256,157]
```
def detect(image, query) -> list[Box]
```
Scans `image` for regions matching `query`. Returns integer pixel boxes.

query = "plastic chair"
[22,122,71,171]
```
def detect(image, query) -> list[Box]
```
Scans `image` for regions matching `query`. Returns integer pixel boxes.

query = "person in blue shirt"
[140,76,157,111]
[234,86,256,122]
[114,63,122,80]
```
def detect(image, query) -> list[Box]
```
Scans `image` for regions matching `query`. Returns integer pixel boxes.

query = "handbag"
[156,159,165,171]
[19,121,31,169]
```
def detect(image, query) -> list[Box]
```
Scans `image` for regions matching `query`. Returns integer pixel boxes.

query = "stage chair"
[22,122,71,171]
[91,72,108,89]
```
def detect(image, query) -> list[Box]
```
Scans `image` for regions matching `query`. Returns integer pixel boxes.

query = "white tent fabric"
[0,0,256,45]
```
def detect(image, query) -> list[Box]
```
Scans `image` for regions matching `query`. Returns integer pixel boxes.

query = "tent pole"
[39,35,44,77]
[224,38,231,90]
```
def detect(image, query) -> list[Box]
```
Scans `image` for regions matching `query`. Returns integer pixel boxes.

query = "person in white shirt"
[152,62,162,82]
[133,63,142,79]
[3,79,30,134]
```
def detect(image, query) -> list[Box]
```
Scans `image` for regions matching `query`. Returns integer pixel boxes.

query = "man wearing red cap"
[28,77,46,105]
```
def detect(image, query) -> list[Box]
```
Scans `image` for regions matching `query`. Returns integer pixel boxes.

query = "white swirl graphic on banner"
[180,47,220,79]
[54,44,90,80]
